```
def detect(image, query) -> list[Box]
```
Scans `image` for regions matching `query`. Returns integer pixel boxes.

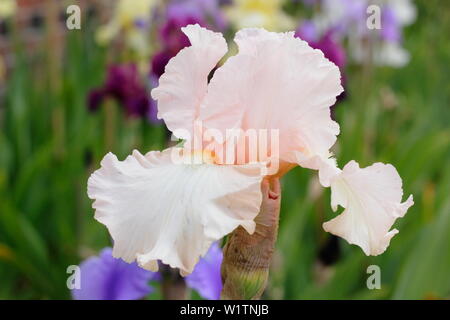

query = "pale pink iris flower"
[88,24,413,276]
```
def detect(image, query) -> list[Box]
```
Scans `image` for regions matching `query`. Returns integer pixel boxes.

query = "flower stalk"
[220,178,281,300]
[161,265,188,300]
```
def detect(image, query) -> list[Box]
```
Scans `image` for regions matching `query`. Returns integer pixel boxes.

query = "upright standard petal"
[201,28,343,170]
[322,161,414,256]
[151,24,227,140]
[87,148,263,275]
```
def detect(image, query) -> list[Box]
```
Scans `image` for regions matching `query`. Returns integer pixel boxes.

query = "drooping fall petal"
[322,160,414,256]
[151,24,227,140]
[87,148,263,275]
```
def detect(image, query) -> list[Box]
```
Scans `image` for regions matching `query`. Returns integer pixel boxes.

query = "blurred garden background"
[0,0,449,300]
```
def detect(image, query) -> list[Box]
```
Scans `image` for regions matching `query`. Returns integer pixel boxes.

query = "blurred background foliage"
[0,0,449,299]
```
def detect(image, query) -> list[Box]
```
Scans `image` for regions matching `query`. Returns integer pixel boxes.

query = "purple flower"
[151,0,227,79]
[307,0,415,67]
[297,21,318,43]
[72,248,159,300]
[87,89,106,111]
[72,244,223,300]
[148,74,161,123]
[296,24,346,71]
[313,0,408,45]
[186,242,223,300]
[88,64,156,121]
[168,0,228,31]
[150,1,228,111]
[151,14,203,79]
[314,0,368,39]
[151,51,173,79]
[296,25,347,109]
[309,33,346,71]
[381,6,401,43]
[159,16,202,56]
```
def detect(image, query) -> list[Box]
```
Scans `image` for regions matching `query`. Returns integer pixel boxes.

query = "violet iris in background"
[88,64,158,122]
[301,0,416,67]
[381,5,401,43]
[167,0,228,32]
[72,243,224,300]
[185,242,223,300]
[72,248,159,300]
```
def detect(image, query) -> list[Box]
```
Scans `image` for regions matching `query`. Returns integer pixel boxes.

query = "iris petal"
[88,148,263,275]
[322,161,414,256]
[151,24,228,140]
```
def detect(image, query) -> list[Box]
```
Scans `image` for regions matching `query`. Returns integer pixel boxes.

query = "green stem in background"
[221,178,281,300]
[103,99,117,153]
[161,265,188,300]
[52,107,66,159]
[46,1,66,160]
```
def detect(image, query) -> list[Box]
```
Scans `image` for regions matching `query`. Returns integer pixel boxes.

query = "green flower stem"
[221,178,281,300]
[161,265,187,300]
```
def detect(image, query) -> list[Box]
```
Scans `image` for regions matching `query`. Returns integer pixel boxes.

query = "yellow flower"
[226,0,294,31]
[0,0,16,19]
[114,0,156,28]
[96,0,159,55]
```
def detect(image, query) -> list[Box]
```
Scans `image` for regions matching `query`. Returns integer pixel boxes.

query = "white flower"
[88,149,263,275]
[88,25,413,275]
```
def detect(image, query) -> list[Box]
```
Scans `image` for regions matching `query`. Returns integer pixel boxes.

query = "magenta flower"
[71,248,159,300]
[296,22,347,106]
[167,0,228,31]
[151,0,227,79]
[150,1,229,111]
[88,64,157,121]
[296,22,346,71]
[151,16,203,78]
